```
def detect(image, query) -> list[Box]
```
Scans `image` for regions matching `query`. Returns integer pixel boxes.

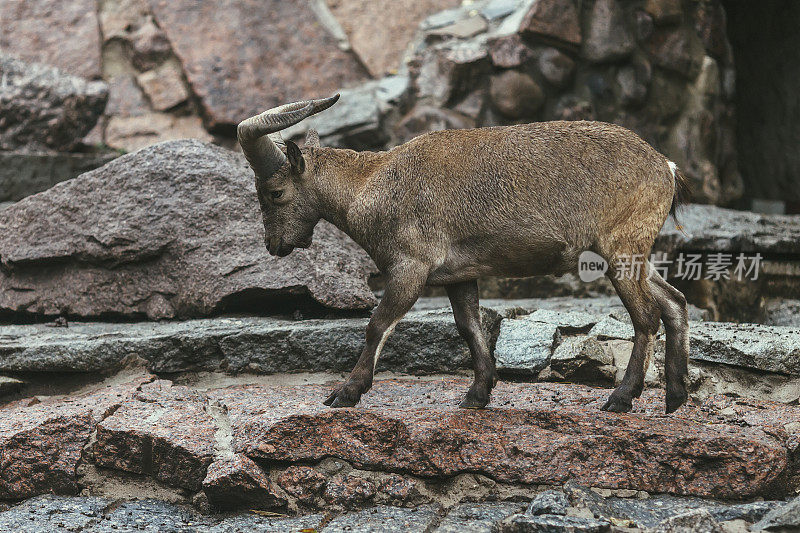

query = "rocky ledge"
[2,298,797,404]
[1,371,798,508]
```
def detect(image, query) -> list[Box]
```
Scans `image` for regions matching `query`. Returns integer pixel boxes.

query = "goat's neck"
[310,147,382,233]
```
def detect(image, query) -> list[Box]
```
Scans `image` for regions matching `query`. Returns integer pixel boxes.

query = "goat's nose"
[265,238,273,255]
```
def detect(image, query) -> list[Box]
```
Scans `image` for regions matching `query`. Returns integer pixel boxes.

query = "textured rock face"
[583,0,636,62]
[203,454,286,510]
[0,0,102,79]
[213,378,799,499]
[655,204,800,255]
[326,0,461,77]
[147,0,370,129]
[0,54,108,152]
[93,380,216,491]
[0,372,150,499]
[520,0,582,46]
[0,140,376,320]
[0,308,498,374]
[0,151,118,202]
[690,322,800,375]
[399,0,743,206]
[0,375,798,506]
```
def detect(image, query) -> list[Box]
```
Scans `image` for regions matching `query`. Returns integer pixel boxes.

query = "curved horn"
[237,94,340,177]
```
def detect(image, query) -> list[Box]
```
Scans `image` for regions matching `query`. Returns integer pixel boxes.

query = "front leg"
[324,260,429,407]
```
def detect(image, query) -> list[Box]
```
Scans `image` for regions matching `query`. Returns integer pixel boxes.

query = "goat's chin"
[276,246,295,257]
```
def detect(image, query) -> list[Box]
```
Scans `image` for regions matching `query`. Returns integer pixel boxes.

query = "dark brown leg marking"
[446,280,497,409]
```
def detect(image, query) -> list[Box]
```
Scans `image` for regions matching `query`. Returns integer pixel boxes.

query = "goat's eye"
[270,190,284,200]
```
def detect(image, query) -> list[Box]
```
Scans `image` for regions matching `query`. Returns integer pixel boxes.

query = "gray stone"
[495,513,611,532]
[494,318,558,375]
[436,502,524,532]
[428,16,489,40]
[616,59,652,106]
[538,48,575,88]
[647,26,705,80]
[490,70,545,119]
[96,499,211,532]
[527,491,570,516]
[0,495,323,532]
[691,322,800,375]
[0,495,111,533]
[653,509,724,533]
[587,316,635,340]
[565,482,782,529]
[655,204,800,255]
[0,140,377,320]
[583,0,635,63]
[415,40,491,107]
[480,0,519,21]
[708,501,780,524]
[0,54,108,152]
[0,308,499,374]
[0,151,118,202]
[323,505,440,532]
[551,336,615,385]
[765,299,800,327]
[209,513,324,533]
[396,105,474,144]
[752,495,800,531]
[526,309,598,331]
[421,7,468,31]
[282,80,396,149]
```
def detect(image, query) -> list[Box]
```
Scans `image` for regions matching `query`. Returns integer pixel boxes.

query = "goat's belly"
[427,239,573,285]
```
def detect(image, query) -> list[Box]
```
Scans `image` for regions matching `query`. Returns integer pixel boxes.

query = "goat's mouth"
[275,244,294,257]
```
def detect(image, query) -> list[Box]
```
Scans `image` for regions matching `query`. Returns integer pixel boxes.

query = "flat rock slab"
[0,140,376,320]
[690,321,800,375]
[212,378,800,499]
[655,204,800,255]
[0,308,497,373]
[1,304,797,380]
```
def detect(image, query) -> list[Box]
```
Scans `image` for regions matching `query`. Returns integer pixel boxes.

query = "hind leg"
[602,269,661,413]
[649,271,690,413]
[446,280,497,409]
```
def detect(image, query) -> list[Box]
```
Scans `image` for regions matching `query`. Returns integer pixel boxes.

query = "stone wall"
[1,0,748,207]
[391,0,743,206]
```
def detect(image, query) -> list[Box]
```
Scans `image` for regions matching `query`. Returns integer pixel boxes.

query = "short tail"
[667,161,690,225]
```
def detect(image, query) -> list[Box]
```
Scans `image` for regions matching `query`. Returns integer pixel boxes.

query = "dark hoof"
[323,386,362,408]
[601,395,633,413]
[459,390,490,409]
[665,386,688,414]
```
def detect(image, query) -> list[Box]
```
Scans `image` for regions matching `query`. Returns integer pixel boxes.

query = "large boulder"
[0,140,377,320]
[146,0,370,130]
[0,54,108,152]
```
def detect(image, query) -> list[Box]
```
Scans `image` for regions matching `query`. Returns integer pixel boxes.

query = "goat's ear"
[305,129,320,148]
[286,140,305,174]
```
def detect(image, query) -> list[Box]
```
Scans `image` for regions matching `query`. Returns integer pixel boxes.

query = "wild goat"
[238,94,691,414]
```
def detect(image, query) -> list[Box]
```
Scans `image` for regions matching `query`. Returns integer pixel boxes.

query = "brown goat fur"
[247,117,690,414]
